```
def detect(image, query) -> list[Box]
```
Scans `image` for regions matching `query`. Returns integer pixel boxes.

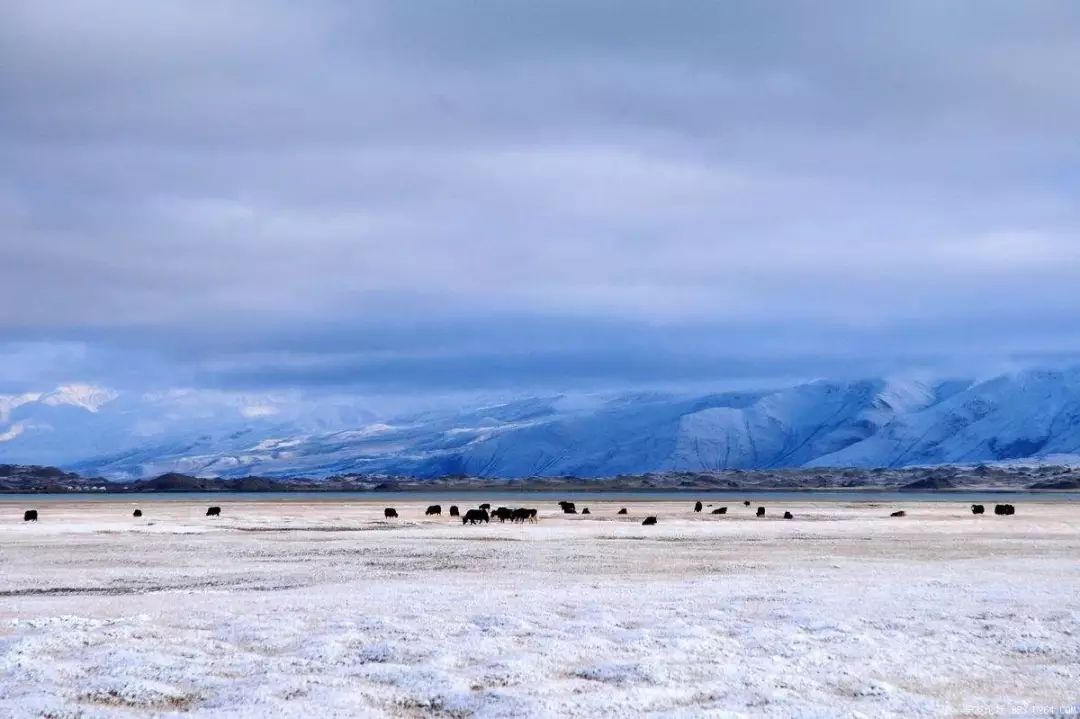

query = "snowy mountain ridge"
[3,368,1080,479]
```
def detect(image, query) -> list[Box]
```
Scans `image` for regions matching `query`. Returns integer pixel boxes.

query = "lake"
[4,489,1080,503]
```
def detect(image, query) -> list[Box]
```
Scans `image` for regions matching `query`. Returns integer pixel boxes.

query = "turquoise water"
[3,489,1079,503]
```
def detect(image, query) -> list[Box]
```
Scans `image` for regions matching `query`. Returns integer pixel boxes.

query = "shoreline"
[4,485,1080,494]
[4,489,1079,505]
[6,463,1080,494]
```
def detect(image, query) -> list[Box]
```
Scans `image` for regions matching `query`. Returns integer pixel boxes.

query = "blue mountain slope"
[4,370,1080,479]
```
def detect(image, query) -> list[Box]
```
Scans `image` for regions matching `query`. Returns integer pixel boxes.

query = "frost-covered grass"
[1,500,1078,717]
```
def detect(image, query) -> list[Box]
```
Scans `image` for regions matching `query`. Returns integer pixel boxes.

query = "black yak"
[479,503,491,510]
[384,508,398,519]
[756,506,765,517]
[994,504,1015,516]
[694,501,703,513]
[617,508,628,515]
[711,507,727,515]
[642,516,657,526]
[744,500,751,507]
[23,509,37,522]
[462,509,489,524]
[206,506,221,517]
[449,505,460,517]
[511,508,538,523]
[558,501,577,514]
[971,504,985,515]
[890,510,907,517]
[133,509,142,518]
[425,505,442,516]
[783,511,793,519]
[493,507,514,522]
[581,508,590,515]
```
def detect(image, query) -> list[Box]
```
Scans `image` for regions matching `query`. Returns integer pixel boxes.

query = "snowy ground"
[1,498,1078,718]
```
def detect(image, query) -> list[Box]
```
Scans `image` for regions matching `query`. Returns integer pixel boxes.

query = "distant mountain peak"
[5,369,1080,479]
[41,384,118,413]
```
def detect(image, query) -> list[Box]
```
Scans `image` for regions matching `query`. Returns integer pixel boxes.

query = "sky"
[2,0,1080,403]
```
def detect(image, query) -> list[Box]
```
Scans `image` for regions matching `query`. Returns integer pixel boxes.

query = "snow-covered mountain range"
[3,368,1080,479]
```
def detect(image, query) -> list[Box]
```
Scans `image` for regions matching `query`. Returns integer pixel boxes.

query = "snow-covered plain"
[1,499,1078,717]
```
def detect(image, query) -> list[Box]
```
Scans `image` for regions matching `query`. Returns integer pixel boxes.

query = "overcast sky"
[2,0,1079,398]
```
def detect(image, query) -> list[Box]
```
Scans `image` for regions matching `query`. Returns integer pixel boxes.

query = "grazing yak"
[971,504,985,515]
[206,506,221,517]
[617,508,628,515]
[449,505,460,517]
[462,508,489,524]
[23,509,38,522]
[581,508,590,515]
[994,504,1016,516]
[711,507,727,515]
[756,507,765,517]
[558,501,577,514]
[890,510,907,517]
[642,516,658,526]
[511,508,538,523]
[133,509,143,518]
[425,505,442,516]
[493,507,514,522]
[694,501,703,513]
[384,508,398,519]
[783,511,793,519]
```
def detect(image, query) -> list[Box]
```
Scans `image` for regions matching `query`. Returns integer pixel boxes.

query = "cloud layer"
[2,1,1080,397]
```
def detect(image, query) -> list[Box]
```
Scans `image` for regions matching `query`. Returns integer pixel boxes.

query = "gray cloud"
[1,0,1079,396]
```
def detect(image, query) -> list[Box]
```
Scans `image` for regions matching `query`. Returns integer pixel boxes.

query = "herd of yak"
[17,501,1018,523]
